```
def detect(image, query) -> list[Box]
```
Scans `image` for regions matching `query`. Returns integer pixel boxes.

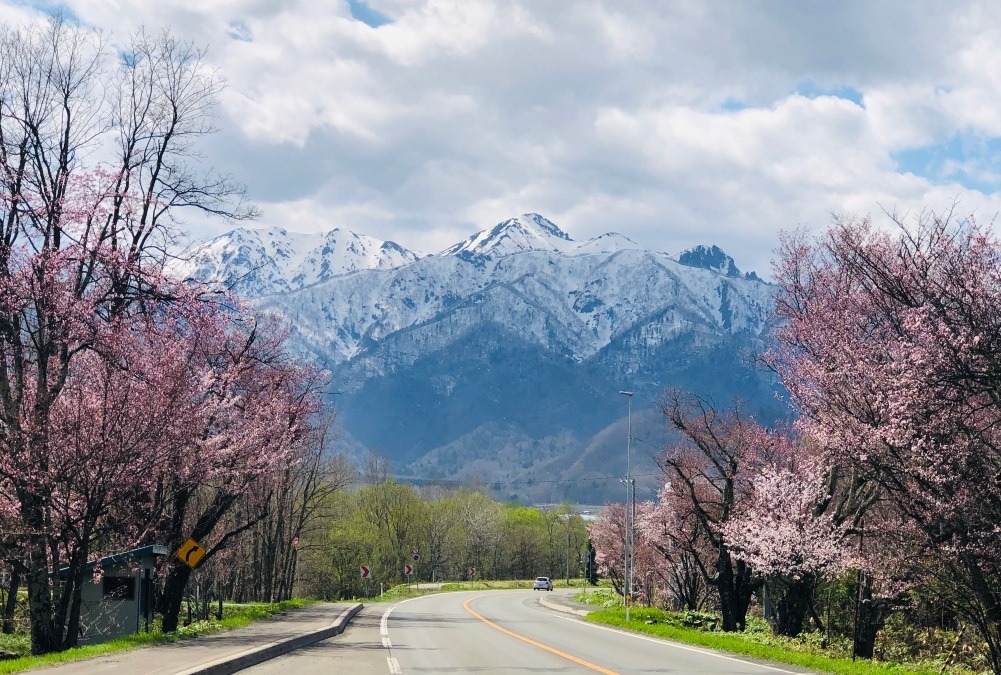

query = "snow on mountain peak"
[572,232,640,255]
[440,213,645,259]
[170,225,419,297]
[441,213,576,258]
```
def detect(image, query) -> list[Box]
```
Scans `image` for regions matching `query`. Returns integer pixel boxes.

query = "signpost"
[411,547,420,561]
[468,566,476,578]
[404,563,413,576]
[360,565,370,578]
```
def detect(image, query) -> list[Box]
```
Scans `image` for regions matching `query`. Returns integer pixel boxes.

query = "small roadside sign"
[361,565,371,578]
[404,564,413,575]
[176,538,206,569]
[468,566,476,576]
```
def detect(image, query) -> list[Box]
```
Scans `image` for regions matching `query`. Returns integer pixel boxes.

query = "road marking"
[381,606,393,638]
[463,595,619,675]
[382,607,398,673]
[552,614,802,674]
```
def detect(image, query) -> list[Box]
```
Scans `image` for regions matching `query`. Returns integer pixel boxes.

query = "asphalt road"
[246,589,816,674]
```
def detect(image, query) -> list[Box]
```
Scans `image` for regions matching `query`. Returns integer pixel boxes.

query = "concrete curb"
[175,603,364,675]
[538,594,591,617]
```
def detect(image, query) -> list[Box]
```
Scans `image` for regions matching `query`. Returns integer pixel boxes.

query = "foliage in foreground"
[0,600,307,674]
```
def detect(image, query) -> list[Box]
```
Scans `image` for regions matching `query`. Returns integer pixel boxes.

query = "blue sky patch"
[794,81,864,107]
[718,97,749,112]
[348,0,392,28]
[227,20,253,42]
[26,1,79,23]
[893,133,1001,194]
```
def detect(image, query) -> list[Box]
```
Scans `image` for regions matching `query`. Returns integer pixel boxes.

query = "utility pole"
[620,390,634,622]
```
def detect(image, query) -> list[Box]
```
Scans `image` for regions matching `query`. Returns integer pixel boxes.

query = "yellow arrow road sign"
[176,538,206,569]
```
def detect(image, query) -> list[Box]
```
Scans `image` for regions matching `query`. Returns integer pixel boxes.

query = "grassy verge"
[0,599,310,674]
[583,605,968,675]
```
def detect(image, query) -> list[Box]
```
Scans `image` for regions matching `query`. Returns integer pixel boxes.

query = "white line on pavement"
[553,614,802,674]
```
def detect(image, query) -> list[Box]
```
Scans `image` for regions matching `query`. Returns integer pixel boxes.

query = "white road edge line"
[553,614,802,674]
[381,606,394,638]
[382,607,398,674]
[381,593,446,675]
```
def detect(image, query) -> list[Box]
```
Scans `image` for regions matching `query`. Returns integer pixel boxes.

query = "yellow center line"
[462,595,619,675]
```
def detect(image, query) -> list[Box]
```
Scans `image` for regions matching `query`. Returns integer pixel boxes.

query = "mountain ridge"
[177,213,782,502]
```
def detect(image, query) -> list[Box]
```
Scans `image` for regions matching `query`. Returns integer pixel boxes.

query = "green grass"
[584,607,972,675]
[0,599,310,674]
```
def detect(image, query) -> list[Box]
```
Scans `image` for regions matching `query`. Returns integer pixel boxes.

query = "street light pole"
[620,390,633,622]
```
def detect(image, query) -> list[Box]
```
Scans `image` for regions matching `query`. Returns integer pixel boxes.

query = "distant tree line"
[292,479,590,599]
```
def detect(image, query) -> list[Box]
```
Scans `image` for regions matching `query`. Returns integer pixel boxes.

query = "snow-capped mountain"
[171,226,419,297]
[441,213,639,258]
[179,214,783,502]
[258,238,772,371]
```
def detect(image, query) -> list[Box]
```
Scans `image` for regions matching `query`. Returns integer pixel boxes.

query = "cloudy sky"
[5,0,1001,277]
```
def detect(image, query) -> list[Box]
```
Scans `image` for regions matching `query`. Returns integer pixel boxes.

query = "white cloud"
[6,0,1001,277]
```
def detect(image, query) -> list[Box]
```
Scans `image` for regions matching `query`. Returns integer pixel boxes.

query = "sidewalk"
[32,602,362,675]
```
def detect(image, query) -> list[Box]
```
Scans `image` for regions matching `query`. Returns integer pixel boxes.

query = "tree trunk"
[22,493,56,655]
[54,546,88,650]
[63,574,85,650]
[26,554,55,654]
[716,551,757,631]
[160,561,193,633]
[767,575,815,637]
[2,568,20,634]
[853,575,888,660]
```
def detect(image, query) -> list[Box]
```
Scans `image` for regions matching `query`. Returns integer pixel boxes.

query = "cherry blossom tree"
[772,210,1001,670]
[657,391,764,631]
[623,500,685,609]
[638,488,713,611]
[0,238,159,652]
[590,503,659,605]
[43,314,202,646]
[141,311,323,632]
[721,452,855,637]
[589,503,626,595]
[0,16,255,653]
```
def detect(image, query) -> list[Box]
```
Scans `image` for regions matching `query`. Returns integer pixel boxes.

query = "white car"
[533,576,553,591]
